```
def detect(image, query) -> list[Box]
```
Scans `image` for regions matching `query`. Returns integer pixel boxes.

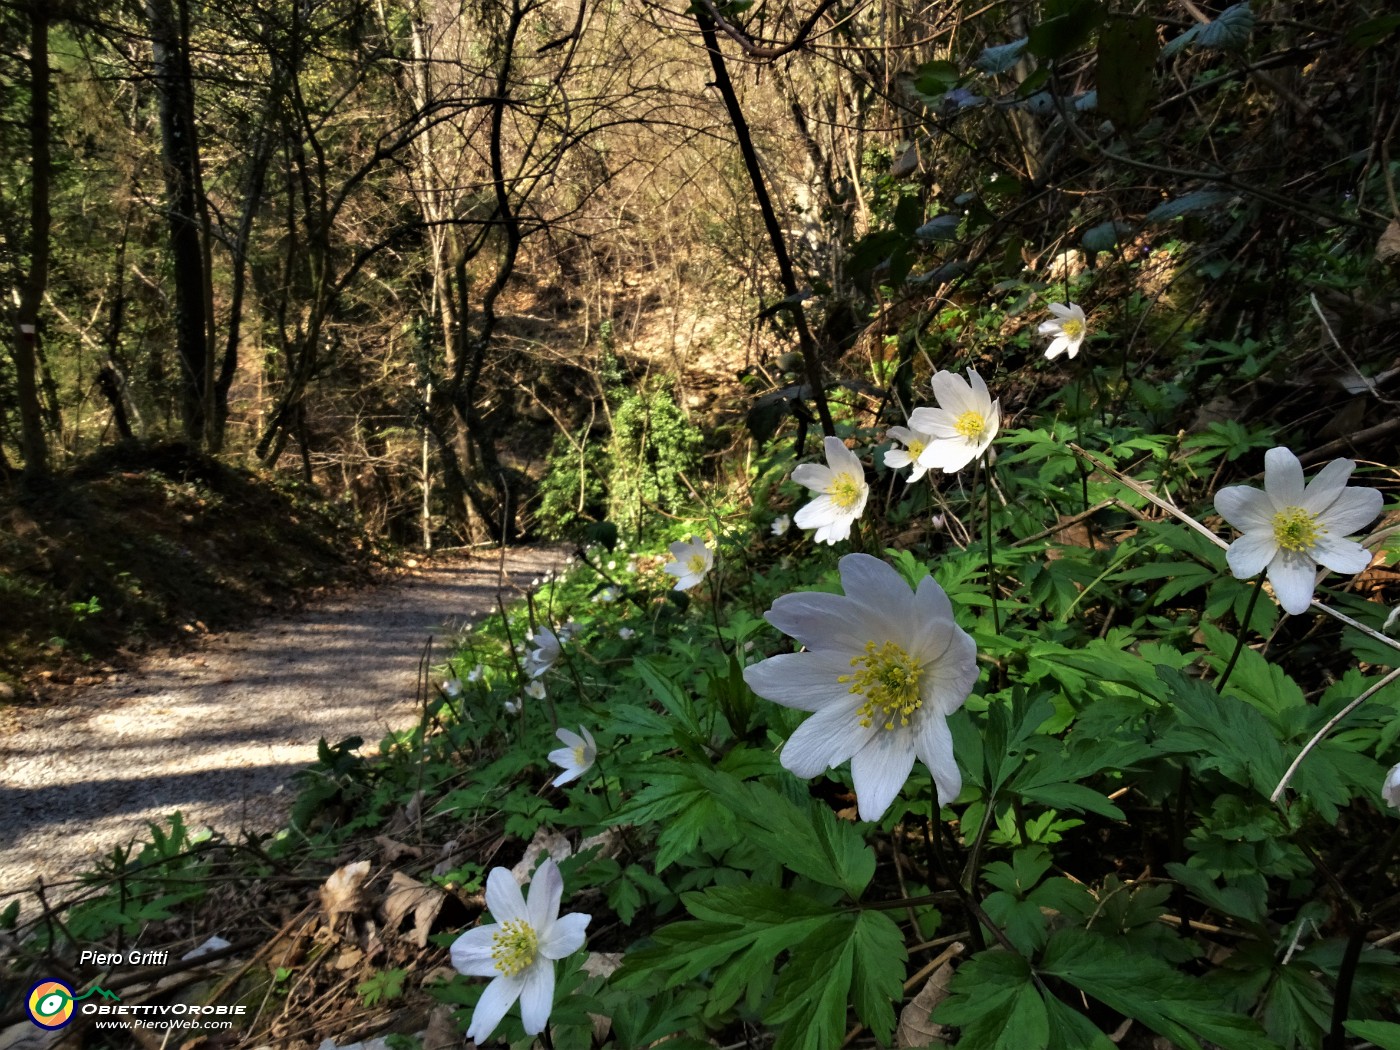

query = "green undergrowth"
[0,441,379,687]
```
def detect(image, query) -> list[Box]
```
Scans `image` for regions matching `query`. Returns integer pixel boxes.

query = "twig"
[1270,665,1400,803]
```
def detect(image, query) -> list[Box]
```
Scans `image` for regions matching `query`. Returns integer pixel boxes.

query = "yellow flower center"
[839,640,924,731]
[1272,506,1322,553]
[953,411,985,442]
[828,472,863,511]
[572,744,588,766]
[686,553,708,575]
[1060,318,1084,340]
[907,438,926,459]
[490,919,538,977]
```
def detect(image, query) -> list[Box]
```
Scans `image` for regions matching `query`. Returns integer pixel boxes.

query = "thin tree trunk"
[148,0,211,447]
[13,0,52,476]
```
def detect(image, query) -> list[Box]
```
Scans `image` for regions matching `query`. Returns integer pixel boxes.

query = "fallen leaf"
[896,943,964,1048]
[511,827,573,882]
[379,872,447,948]
[319,861,372,932]
[1377,220,1400,264]
[374,836,423,864]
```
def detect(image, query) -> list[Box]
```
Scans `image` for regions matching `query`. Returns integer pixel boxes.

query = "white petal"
[849,729,917,822]
[517,960,555,1036]
[547,746,576,768]
[1383,764,1400,809]
[781,702,870,778]
[1268,551,1318,615]
[913,713,962,807]
[910,407,959,438]
[538,911,590,959]
[884,448,914,469]
[910,573,954,625]
[555,728,584,749]
[1215,485,1276,532]
[931,370,974,415]
[886,425,915,444]
[839,554,917,630]
[812,514,855,545]
[1044,336,1069,360]
[1312,535,1372,576]
[766,591,876,652]
[967,369,992,411]
[791,462,833,492]
[1301,456,1355,513]
[450,926,501,977]
[1263,447,1305,506]
[928,440,980,474]
[467,976,521,1044]
[823,435,861,473]
[1048,302,1076,320]
[744,651,860,712]
[919,629,979,717]
[1318,485,1383,537]
[484,867,528,923]
[1225,532,1277,579]
[551,765,584,787]
[527,858,563,932]
[794,493,840,530]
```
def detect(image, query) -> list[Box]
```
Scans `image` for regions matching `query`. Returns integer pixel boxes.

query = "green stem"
[1216,573,1266,695]
[984,454,1000,634]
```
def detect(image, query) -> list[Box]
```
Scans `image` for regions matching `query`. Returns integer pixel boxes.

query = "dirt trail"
[0,547,566,900]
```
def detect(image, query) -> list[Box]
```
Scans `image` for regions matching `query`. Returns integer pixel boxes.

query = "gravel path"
[0,547,567,902]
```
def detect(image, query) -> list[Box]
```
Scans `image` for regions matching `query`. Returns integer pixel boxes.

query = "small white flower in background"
[442,679,463,698]
[1214,447,1382,616]
[907,369,1000,474]
[450,859,590,1042]
[884,423,939,482]
[743,554,979,821]
[524,628,562,677]
[771,513,792,537]
[618,627,636,640]
[524,680,546,700]
[467,664,484,683]
[503,699,521,716]
[793,436,870,545]
[1385,764,1400,810]
[664,535,714,591]
[592,586,619,603]
[1039,301,1088,360]
[548,726,597,786]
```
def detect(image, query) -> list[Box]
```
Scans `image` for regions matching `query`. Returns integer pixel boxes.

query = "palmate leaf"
[933,950,1049,1050]
[1152,666,1286,798]
[1040,929,1277,1050]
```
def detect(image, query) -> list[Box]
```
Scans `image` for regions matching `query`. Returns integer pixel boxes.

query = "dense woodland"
[4,1,1400,1048]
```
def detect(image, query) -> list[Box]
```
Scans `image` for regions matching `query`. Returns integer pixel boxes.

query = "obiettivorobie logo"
[25,980,120,1029]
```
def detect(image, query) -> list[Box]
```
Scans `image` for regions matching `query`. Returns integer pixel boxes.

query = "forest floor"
[0,546,568,904]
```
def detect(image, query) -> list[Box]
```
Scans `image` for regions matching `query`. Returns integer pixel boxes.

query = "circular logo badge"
[27,980,76,1029]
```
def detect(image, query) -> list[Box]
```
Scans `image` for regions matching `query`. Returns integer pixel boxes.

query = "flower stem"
[984,454,1000,634]
[1216,572,1266,695]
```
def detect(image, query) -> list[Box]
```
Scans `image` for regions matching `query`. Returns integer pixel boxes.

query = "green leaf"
[1096,15,1157,129]
[634,658,703,738]
[914,59,962,95]
[1041,929,1276,1050]
[1346,1020,1400,1050]
[1144,189,1236,223]
[768,916,857,1050]
[1197,3,1255,50]
[934,950,1049,1050]
[1153,666,1286,798]
[1346,14,1400,49]
[1027,0,1104,61]
[1081,220,1134,255]
[849,911,907,1044]
[975,38,1029,75]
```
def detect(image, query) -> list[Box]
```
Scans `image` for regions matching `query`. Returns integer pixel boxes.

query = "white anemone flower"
[450,859,591,1042]
[907,369,1001,474]
[442,679,463,698]
[1039,302,1088,360]
[884,424,939,482]
[524,679,546,700]
[618,627,636,640]
[1384,764,1400,810]
[1214,447,1382,616]
[771,514,792,536]
[467,664,485,683]
[524,628,562,678]
[793,436,870,545]
[548,726,597,786]
[743,554,978,820]
[503,699,521,716]
[664,536,714,591]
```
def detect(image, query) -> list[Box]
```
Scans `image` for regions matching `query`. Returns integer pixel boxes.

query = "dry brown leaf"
[895,945,963,1048]
[511,827,573,882]
[1377,220,1400,265]
[380,871,447,948]
[319,861,372,931]
[374,835,424,864]
[422,1005,459,1050]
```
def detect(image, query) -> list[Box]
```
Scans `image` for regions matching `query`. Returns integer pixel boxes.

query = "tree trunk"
[147,0,212,448]
[13,0,52,476]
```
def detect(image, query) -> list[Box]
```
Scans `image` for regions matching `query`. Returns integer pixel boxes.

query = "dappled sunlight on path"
[0,547,566,899]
